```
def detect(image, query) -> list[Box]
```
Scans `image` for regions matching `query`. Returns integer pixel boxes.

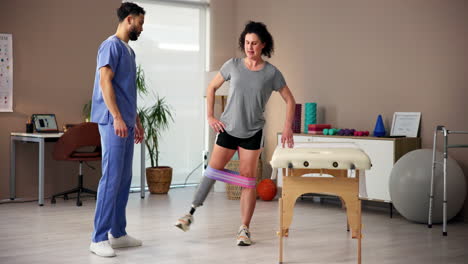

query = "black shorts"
[216,130,264,150]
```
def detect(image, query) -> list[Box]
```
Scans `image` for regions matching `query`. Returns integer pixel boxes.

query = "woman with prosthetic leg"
[175,21,296,246]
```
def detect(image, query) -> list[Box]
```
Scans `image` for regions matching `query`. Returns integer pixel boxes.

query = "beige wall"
[0,0,121,200]
[211,0,468,220]
[209,0,236,70]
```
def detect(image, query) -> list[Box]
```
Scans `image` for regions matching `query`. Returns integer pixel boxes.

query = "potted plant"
[137,66,174,194]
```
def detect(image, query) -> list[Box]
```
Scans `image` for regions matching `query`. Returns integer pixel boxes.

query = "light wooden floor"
[1,187,467,264]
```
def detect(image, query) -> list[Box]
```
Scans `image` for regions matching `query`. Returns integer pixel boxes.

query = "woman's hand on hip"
[208,116,225,133]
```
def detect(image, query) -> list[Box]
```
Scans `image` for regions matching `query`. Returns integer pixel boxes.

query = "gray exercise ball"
[389,149,466,224]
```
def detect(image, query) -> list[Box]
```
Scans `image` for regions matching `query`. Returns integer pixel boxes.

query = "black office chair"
[51,122,101,206]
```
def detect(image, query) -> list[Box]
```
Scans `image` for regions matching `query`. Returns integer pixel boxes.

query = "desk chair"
[51,122,101,206]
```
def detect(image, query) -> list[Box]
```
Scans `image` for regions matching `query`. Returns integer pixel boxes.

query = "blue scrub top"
[91,35,137,127]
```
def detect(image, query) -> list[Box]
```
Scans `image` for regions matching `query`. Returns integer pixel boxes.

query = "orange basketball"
[257,179,277,201]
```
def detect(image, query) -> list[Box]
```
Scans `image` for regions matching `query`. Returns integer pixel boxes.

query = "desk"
[10,132,146,206]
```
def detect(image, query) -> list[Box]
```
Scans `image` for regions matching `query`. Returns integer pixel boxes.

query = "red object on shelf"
[308,124,332,132]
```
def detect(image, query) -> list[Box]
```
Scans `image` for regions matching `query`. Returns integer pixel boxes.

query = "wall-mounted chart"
[0,33,13,112]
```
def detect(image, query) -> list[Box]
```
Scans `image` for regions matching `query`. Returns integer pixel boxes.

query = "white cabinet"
[277,134,420,202]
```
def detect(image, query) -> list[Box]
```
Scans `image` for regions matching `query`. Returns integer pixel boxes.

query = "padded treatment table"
[270,143,371,264]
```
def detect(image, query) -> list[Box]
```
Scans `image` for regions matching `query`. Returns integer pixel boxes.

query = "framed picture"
[32,114,59,133]
[390,112,421,137]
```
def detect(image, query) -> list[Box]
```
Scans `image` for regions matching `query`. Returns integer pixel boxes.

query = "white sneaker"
[175,214,193,232]
[89,240,116,257]
[108,233,142,249]
[236,225,252,246]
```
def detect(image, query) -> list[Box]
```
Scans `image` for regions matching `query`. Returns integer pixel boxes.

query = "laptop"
[31,114,59,133]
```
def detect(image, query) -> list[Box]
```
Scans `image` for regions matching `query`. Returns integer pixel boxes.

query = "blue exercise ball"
[389,149,466,224]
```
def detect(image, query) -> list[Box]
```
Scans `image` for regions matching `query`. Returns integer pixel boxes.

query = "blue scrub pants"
[92,123,135,242]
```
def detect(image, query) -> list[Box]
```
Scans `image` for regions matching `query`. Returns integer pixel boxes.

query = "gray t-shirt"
[219,58,286,138]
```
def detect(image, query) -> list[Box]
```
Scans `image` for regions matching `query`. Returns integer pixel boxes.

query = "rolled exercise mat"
[301,103,305,133]
[304,102,317,133]
[292,104,302,133]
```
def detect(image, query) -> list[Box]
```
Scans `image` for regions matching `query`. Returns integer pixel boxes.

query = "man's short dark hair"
[117,2,145,22]
[238,21,274,58]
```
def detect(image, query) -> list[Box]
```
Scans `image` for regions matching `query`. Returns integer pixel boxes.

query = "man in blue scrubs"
[89,2,145,257]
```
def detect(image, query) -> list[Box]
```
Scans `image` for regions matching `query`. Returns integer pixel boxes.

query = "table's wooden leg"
[358,199,362,264]
[340,197,350,232]
[279,197,284,264]
[340,193,362,264]
[358,232,362,264]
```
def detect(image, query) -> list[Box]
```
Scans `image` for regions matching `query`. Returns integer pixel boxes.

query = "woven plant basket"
[224,159,263,200]
[146,166,172,194]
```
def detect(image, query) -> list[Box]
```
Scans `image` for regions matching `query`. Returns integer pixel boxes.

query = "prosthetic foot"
[175,213,194,232]
[175,176,214,232]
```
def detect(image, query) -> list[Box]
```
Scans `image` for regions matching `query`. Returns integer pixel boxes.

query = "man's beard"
[129,27,140,41]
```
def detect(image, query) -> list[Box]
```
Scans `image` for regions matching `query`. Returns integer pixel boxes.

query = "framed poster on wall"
[390,112,421,137]
[0,33,13,112]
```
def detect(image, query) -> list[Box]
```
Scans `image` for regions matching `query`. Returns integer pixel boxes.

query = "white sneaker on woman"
[236,225,252,246]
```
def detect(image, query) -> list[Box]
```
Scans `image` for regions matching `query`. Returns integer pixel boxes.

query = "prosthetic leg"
[175,166,256,231]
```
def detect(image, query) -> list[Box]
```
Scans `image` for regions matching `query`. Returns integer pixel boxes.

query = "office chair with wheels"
[51,122,101,206]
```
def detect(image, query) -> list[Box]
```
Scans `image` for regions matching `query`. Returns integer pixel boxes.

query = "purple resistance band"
[205,166,256,189]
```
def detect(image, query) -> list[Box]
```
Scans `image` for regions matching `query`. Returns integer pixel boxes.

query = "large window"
[130,0,208,187]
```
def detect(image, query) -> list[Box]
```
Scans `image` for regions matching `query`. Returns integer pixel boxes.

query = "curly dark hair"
[117,2,146,22]
[238,21,274,58]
